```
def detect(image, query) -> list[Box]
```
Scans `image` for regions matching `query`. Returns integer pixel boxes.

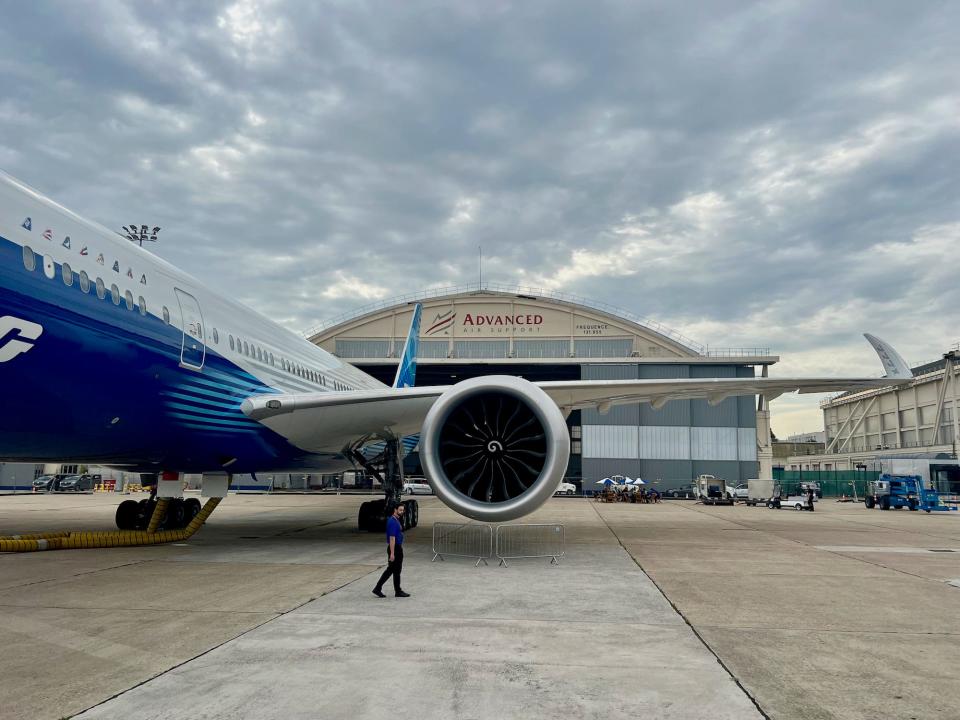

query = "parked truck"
[745,478,775,507]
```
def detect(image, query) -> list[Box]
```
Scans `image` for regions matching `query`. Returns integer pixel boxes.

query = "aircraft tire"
[185,497,201,522]
[411,500,419,527]
[167,498,186,529]
[358,502,369,532]
[116,500,139,530]
[134,499,153,530]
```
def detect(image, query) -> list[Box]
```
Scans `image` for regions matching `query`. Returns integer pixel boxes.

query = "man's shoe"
[372,589,386,598]
[395,590,411,598]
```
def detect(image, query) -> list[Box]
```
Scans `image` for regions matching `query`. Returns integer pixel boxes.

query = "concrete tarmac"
[1,493,958,719]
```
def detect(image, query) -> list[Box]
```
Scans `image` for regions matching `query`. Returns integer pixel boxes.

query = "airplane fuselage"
[0,173,383,474]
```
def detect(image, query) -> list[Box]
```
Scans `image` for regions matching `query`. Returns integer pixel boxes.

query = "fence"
[773,469,880,498]
[431,522,566,567]
[432,522,493,566]
[495,524,565,567]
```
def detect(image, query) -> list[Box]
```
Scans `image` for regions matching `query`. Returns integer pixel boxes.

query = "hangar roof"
[306,283,777,365]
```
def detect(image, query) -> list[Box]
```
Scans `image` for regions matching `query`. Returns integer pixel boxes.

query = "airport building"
[786,346,960,473]
[307,284,778,491]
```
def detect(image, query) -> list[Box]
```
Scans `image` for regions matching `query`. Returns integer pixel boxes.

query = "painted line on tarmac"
[816,545,959,554]
[590,501,770,720]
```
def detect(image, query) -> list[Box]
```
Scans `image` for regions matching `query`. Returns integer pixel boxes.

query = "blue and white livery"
[0,171,913,521]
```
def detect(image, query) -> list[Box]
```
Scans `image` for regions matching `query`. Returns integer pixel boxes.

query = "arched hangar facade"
[307,284,778,491]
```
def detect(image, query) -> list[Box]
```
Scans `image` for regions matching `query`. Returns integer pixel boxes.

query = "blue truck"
[865,474,951,512]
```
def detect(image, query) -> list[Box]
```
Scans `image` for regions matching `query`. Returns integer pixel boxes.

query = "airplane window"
[124,290,134,311]
[162,306,170,324]
[256,347,263,361]
[269,352,274,366]
[79,270,90,293]
[110,284,121,306]
[96,277,106,300]
[213,328,219,344]
[243,341,249,356]
[137,296,146,316]
[229,335,235,351]
[61,262,74,286]
[22,245,36,271]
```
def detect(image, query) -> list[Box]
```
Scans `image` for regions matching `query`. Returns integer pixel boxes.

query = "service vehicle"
[730,483,750,500]
[782,493,812,510]
[402,481,433,495]
[695,474,734,505]
[745,478,775,506]
[554,482,577,496]
[862,474,952,512]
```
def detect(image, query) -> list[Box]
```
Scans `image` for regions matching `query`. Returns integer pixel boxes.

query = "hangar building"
[307,284,778,491]
[787,345,960,484]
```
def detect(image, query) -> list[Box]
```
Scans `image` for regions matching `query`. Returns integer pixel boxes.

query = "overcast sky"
[1,1,957,435]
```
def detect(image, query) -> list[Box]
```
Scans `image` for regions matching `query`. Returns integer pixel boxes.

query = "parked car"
[402,481,433,495]
[730,483,750,500]
[798,481,823,499]
[554,482,577,496]
[31,475,59,492]
[57,474,96,492]
[663,484,697,498]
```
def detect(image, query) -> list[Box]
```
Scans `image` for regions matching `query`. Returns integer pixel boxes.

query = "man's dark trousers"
[374,545,403,594]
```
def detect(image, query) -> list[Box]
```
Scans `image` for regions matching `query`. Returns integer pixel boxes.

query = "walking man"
[807,487,815,512]
[373,503,410,598]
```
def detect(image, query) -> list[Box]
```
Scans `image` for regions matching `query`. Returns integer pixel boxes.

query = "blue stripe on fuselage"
[0,234,340,473]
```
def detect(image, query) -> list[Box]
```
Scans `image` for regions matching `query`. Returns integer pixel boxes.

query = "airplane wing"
[242,333,912,453]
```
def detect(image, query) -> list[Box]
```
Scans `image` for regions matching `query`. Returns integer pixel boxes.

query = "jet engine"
[420,375,570,522]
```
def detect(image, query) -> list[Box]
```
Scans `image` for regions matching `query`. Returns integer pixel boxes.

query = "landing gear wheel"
[410,500,419,528]
[358,501,370,532]
[116,500,139,530]
[166,498,186,529]
[134,499,153,530]
[185,498,201,522]
[401,501,412,530]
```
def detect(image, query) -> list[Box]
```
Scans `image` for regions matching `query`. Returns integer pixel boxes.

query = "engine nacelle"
[420,375,570,522]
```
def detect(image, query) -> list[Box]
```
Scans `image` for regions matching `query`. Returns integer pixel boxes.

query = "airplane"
[0,170,915,532]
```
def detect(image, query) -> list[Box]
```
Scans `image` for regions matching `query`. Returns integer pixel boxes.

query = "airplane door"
[175,288,206,370]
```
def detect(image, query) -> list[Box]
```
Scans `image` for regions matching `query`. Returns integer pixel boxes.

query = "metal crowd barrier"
[495,524,565,567]
[432,522,494,566]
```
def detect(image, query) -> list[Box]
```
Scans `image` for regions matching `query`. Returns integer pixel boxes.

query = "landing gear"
[351,437,421,533]
[358,498,419,533]
[114,496,198,531]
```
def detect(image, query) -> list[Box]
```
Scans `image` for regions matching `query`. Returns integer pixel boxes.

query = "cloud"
[1,0,958,436]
